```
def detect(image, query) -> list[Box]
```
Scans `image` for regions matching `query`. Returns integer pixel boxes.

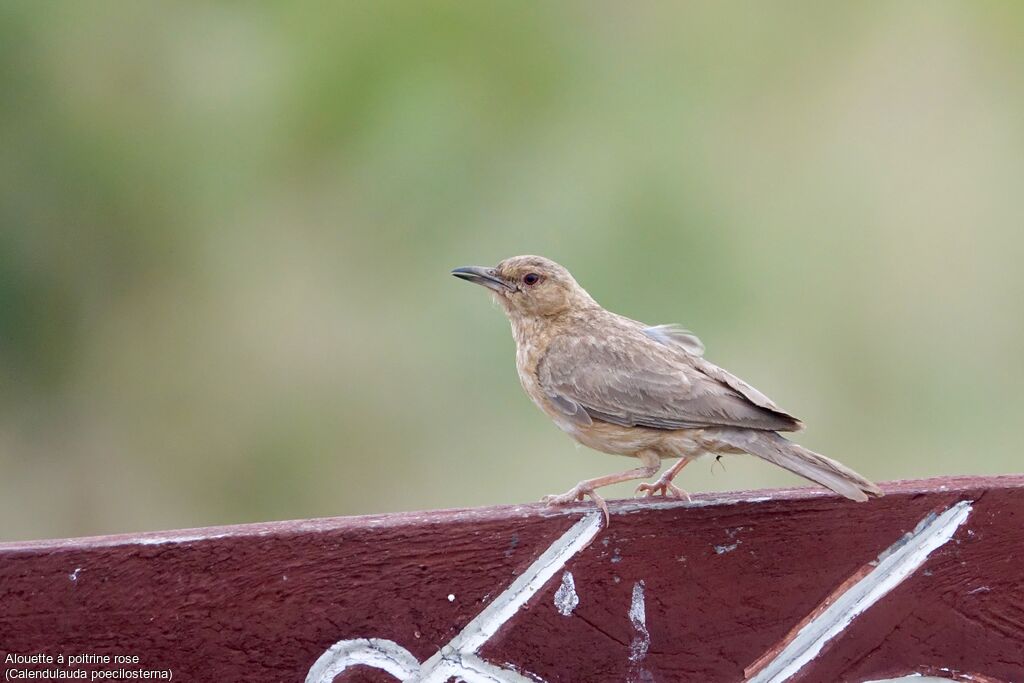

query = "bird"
[451,255,882,520]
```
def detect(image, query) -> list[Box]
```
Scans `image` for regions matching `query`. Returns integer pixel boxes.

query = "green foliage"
[2,2,1023,539]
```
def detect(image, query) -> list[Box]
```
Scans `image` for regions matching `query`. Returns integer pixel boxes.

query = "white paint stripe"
[305,638,420,682]
[424,513,603,660]
[308,513,601,683]
[424,654,538,683]
[607,494,778,515]
[748,501,973,683]
[131,532,237,545]
[866,677,959,682]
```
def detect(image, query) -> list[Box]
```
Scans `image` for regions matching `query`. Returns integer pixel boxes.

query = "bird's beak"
[451,266,514,292]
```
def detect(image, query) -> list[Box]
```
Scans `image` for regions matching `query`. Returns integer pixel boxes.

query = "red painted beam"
[1,475,1022,682]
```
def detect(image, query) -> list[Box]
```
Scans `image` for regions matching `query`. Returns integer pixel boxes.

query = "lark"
[452,255,881,520]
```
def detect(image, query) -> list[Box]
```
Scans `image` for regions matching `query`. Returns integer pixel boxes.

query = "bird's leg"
[541,452,659,523]
[636,457,692,500]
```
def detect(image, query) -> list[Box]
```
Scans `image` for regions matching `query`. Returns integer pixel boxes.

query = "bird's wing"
[687,354,796,421]
[538,331,801,432]
[642,324,705,356]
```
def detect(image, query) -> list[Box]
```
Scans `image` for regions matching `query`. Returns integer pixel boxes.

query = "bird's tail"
[708,429,883,502]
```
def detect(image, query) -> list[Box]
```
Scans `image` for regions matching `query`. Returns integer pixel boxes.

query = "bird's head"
[451,255,594,318]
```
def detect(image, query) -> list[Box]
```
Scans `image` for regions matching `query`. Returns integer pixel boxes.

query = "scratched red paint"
[0,476,1021,682]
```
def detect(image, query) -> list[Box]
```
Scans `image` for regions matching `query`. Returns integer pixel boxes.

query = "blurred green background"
[2,2,1022,541]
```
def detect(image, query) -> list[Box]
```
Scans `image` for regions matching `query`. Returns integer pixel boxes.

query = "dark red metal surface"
[0,475,1022,682]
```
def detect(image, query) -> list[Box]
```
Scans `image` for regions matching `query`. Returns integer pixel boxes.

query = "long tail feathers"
[711,429,883,502]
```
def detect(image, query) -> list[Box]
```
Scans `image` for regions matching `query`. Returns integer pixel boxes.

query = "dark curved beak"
[451,266,514,292]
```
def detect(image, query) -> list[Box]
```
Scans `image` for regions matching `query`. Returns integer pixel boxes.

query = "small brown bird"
[452,255,882,519]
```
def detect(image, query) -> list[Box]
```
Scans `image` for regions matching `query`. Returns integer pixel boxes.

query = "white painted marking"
[748,501,973,683]
[628,581,649,663]
[714,542,740,554]
[69,567,81,582]
[627,580,652,683]
[610,493,781,515]
[424,513,603,662]
[307,513,603,683]
[131,532,236,546]
[306,638,420,682]
[553,571,579,616]
[448,593,456,602]
[420,653,537,683]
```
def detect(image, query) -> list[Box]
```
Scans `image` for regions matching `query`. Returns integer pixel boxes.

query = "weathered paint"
[553,572,579,617]
[307,513,602,682]
[628,581,649,664]
[746,501,973,682]
[0,476,1021,682]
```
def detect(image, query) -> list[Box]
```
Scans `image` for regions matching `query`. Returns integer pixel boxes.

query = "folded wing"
[538,331,801,432]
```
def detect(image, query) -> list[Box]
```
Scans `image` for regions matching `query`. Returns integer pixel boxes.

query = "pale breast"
[511,318,548,408]
[511,315,668,457]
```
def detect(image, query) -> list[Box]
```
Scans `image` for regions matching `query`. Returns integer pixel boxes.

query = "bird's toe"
[635,479,690,500]
[665,483,691,500]
[541,485,610,525]
[540,492,570,506]
[634,482,657,497]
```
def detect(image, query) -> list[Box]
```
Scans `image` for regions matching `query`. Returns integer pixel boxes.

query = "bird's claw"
[635,480,691,501]
[541,484,610,525]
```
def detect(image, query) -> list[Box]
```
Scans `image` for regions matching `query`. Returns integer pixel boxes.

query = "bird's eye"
[523,273,541,286]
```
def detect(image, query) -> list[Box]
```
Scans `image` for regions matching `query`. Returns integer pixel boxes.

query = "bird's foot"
[541,483,609,524]
[635,478,691,501]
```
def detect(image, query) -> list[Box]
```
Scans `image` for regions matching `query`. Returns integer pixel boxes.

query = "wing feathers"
[538,328,800,432]
[643,324,705,356]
